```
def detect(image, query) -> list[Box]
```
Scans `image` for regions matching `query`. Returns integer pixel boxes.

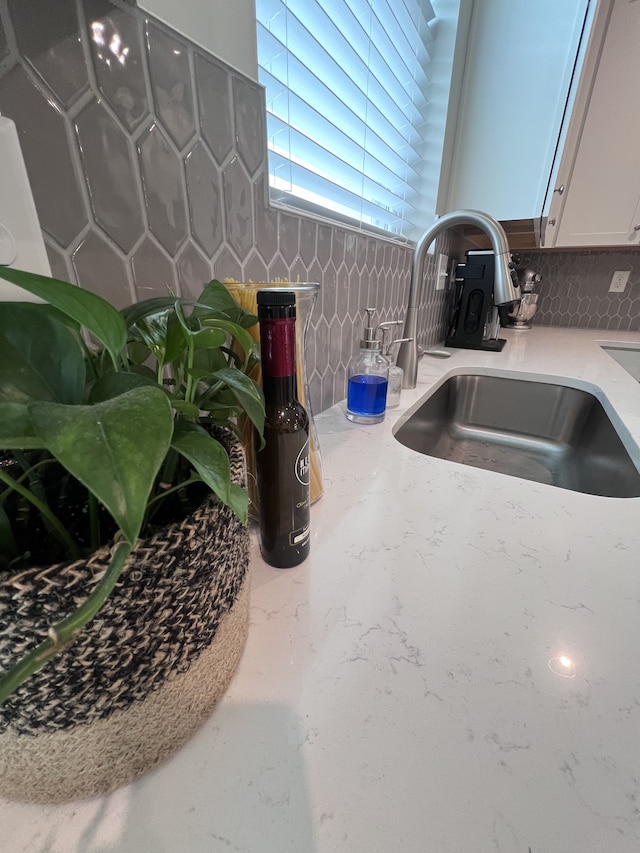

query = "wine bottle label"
[289,522,310,548]
[295,438,310,486]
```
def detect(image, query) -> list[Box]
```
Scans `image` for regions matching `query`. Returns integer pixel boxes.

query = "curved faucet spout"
[396,210,519,389]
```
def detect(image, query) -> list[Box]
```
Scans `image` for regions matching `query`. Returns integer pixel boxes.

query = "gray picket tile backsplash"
[76,97,145,253]
[145,21,195,150]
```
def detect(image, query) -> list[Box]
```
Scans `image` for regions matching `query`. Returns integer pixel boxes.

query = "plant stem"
[196,380,225,407]
[148,446,181,522]
[184,338,196,404]
[0,457,55,502]
[159,446,179,487]
[0,467,80,561]
[146,475,201,510]
[0,539,132,705]
[81,336,99,384]
[11,450,48,505]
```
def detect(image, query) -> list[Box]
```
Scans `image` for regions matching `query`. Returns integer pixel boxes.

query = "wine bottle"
[256,290,310,568]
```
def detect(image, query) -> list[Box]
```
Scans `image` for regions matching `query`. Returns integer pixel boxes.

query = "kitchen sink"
[393,372,640,497]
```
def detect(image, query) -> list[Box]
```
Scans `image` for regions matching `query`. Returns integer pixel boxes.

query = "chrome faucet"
[396,210,519,389]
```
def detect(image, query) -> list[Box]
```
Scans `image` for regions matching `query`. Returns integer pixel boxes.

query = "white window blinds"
[256,0,447,241]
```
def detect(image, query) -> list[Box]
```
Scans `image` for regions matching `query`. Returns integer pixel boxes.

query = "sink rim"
[599,340,640,382]
[598,339,640,353]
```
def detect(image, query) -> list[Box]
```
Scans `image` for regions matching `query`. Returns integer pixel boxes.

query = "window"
[256,0,462,242]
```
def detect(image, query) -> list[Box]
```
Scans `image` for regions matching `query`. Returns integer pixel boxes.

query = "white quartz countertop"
[4,327,640,852]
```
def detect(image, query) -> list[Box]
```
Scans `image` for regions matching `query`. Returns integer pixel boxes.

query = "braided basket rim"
[0,429,245,591]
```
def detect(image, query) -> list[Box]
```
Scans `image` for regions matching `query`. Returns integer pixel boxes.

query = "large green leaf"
[175,303,253,361]
[172,423,229,501]
[209,367,265,436]
[169,399,201,418]
[29,387,173,544]
[227,482,249,522]
[0,402,44,449]
[200,319,256,369]
[127,340,152,365]
[129,308,188,369]
[192,345,229,376]
[171,422,247,522]
[0,267,127,364]
[0,303,86,404]
[89,370,161,404]
[197,280,259,329]
[120,297,178,329]
[191,327,227,351]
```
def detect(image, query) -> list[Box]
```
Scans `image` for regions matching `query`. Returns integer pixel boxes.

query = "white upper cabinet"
[544,0,640,247]
[440,0,590,222]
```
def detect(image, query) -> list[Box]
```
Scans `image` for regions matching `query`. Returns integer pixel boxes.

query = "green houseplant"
[0,267,265,801]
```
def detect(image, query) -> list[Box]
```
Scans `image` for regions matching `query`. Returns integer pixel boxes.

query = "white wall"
[138,0,259,81]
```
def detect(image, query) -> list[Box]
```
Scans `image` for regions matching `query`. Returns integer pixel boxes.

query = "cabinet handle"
[553,185,565,195]
[548,218,556,226]
[634,223,640,231]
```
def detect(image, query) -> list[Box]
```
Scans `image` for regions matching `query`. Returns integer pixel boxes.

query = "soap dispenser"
[379,321,413,409]
[346,308,389,424]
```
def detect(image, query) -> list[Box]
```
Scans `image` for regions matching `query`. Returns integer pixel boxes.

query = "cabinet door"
[545,0,640,247]
[441,0,589,222]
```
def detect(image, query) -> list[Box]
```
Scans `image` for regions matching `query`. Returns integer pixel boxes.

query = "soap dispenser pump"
[346,308,389,424]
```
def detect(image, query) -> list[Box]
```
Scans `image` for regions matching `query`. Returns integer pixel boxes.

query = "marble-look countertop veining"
[4,327,640,852]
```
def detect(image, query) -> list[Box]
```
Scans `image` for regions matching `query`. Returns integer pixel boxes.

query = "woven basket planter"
[0,436,250,804]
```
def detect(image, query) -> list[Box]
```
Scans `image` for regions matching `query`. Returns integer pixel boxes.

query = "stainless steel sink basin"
[393,373,640,497]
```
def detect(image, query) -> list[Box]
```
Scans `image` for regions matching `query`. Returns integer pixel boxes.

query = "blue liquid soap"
[346,374,388,423]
